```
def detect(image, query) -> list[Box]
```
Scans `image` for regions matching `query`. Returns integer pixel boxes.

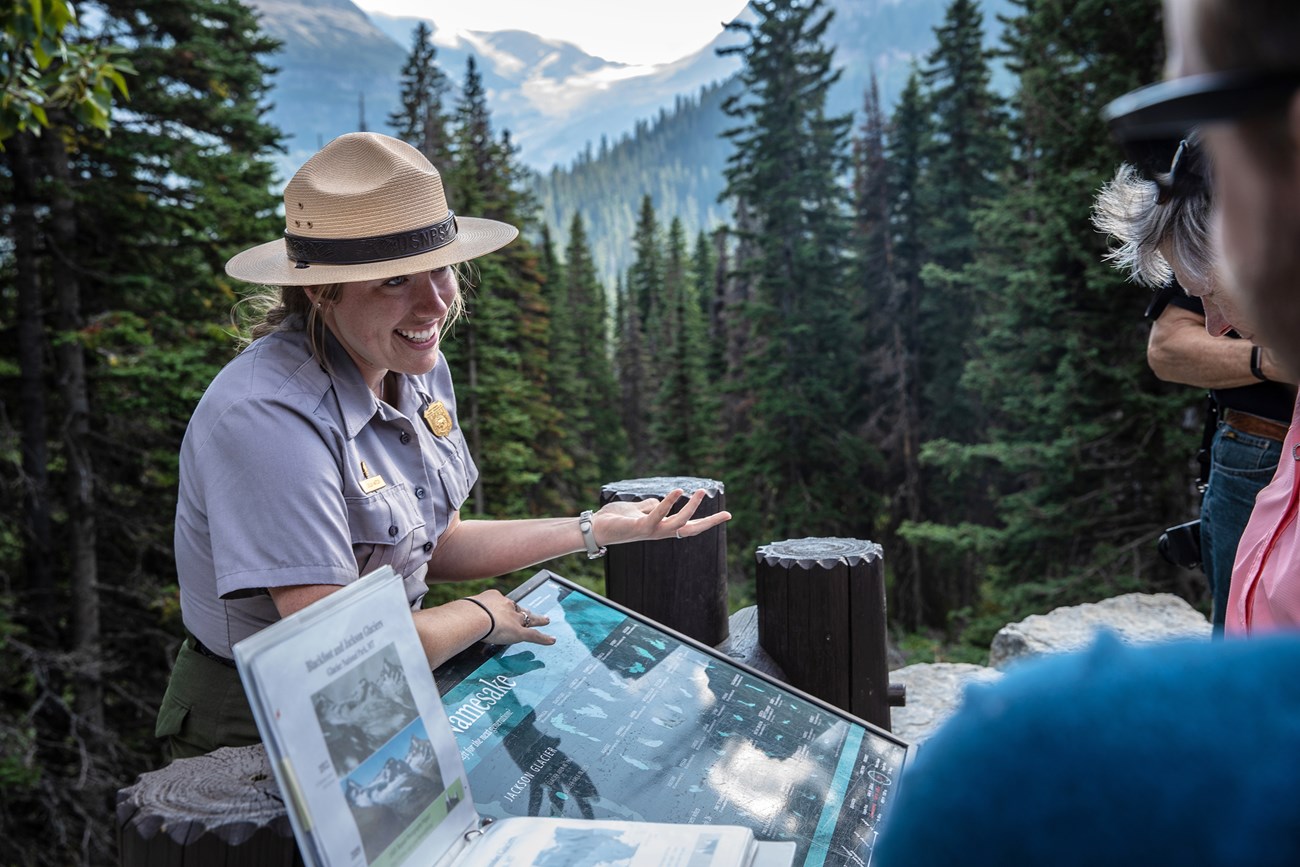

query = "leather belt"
[1223,408,1289,442]
[191,636,237,669]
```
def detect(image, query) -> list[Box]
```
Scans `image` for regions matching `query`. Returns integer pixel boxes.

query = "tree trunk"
[893,320,924,632]
[9,132,57,640]
[43,128,104,732]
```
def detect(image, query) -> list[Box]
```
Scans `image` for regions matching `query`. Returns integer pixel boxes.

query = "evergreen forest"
[1,0,1205,863]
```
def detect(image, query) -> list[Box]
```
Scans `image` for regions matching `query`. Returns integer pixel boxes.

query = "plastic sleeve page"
[455,817,756,867]
[238,570,478,866]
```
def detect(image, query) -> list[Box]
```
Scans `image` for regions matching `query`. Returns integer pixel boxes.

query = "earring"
[315,301,321,309]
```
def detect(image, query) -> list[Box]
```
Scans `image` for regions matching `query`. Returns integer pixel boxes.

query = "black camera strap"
[1195,392,1218,493]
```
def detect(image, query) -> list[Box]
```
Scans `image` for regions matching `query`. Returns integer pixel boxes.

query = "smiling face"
[315,267,459,392]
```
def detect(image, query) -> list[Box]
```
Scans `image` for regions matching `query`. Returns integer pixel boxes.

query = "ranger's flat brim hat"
[225,132,519,286]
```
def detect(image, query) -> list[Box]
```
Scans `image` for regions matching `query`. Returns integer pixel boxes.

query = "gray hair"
[1091,154,1214,289]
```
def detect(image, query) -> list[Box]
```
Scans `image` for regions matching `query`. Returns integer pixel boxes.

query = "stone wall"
[890,593,1211,744]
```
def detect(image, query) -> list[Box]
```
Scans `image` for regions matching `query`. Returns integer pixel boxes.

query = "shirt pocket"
[345,483,428,577]
[427,428,478,537]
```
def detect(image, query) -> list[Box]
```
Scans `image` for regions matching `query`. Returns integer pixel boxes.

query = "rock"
[989,592,1211,669]
[888,663,1003,745]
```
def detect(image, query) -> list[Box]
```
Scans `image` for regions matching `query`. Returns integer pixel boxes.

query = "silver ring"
[675,530,682,540]
[521,611,532,628]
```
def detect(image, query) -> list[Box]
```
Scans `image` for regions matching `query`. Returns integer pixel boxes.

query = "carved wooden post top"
[600,476,725,502]
[755,537,884,569]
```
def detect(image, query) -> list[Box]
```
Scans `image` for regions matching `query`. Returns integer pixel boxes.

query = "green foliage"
[0,2,1223,861]
[719,0,866,546]
[647,218,720,475]
[0,0,281,861]
[534,83,738,289]
[906,0,1192,640]
[440,55,566,518]
[0,0,134,142]
[389,22,451,160]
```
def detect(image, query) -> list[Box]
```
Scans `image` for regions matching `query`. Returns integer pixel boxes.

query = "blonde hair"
[233,267,469,365]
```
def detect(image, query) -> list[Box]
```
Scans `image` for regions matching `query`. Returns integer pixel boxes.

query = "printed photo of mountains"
[311,642,421,776]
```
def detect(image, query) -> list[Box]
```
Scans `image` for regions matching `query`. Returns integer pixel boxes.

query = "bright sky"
[352,0,751,66]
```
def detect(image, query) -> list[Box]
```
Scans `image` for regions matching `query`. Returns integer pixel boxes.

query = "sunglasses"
[1104,70,1300,144]
[1156,138,1204,205]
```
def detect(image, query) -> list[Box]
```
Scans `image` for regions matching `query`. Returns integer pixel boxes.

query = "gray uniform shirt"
[174,325,477,657]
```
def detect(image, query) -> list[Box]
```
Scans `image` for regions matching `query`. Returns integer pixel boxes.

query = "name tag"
[359,459,386,493]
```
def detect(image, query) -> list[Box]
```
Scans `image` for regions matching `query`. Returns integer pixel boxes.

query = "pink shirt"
[1227,394,1300,635]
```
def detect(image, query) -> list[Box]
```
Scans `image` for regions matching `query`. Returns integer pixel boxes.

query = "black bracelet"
[1251,345,1269,382]
[462,597,496,643]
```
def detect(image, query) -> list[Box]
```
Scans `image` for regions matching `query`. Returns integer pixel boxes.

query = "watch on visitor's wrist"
[1251,345,1269,382]
[578,510,607,559]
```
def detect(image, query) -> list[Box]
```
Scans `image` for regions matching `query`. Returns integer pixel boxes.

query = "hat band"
[284,212,458,267]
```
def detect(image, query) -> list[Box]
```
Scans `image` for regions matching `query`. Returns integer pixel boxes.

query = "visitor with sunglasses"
[1093,137,1294,634]
[1106,0,1300,635]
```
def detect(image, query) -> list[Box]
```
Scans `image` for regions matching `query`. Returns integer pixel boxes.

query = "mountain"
[362,10,743,170]
[244,0,1015,282]
[535,0,1018,286]
[247,0,407,177]
[246,0,742,172]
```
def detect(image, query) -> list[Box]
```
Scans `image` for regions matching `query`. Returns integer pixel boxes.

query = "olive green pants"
[155,637,260,761]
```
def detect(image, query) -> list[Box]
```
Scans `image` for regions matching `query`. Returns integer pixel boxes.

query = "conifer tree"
[876,68,938,627]
[533,222,576,512]
[441,55,558,518]
[649,218,717,474]
[562,214,627,486]
[614,272,650,476]
[912,0,1182,645]
[915,0,1008,441]
[645,214,685,468]
[0,0,282,860]
[718,0,862,542]
[389,22,451,160]
[620,195,661,469]
[850,71,927,628]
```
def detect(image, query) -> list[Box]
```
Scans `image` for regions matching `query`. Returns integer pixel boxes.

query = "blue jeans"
[1200,421,1284,635]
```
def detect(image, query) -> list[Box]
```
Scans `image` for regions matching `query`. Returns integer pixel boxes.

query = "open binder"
[234,566,795,866]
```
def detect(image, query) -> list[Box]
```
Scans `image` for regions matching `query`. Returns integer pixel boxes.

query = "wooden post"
[117,745,302,866]
[600,476,729,646]
[754,537,892,730]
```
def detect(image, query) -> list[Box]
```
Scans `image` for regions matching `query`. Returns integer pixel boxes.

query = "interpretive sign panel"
[435,571,912,867]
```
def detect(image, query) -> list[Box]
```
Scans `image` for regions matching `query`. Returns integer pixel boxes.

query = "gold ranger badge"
[422,400,453,437]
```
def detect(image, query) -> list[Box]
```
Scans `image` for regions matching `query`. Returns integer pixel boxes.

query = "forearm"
[425,489,731,583]
[1148,309,1291,387]
[1149,329,1256,387]
[413,599,498,670]
[424,515,588,582]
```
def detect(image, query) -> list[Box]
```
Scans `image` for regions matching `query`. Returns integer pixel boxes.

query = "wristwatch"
[578,510,607,559]
[1251,345,1269,382]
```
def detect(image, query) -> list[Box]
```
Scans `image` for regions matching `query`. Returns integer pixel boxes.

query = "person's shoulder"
[191,331,334,426]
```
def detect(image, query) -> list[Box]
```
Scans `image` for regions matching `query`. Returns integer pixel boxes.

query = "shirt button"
[423,541,433,553]
[400,431,411,444]
[414,487,426,499]
[388,525,399,537]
